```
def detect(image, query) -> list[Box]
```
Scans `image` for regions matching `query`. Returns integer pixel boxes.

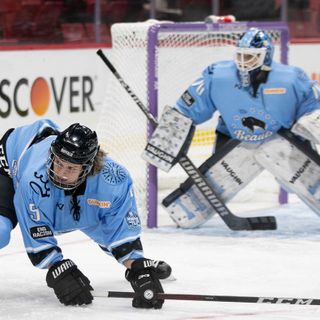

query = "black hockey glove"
[125,258,169,309]
[46,259,93,306]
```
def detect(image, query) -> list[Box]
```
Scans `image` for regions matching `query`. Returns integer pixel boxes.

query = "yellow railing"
[191,128,215,146]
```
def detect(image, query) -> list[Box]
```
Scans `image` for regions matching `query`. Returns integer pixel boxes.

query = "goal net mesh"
[97,21,289,227]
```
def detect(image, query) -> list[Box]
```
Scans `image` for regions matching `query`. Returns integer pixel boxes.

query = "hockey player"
[143,27,320,228]
[0,119,170,308]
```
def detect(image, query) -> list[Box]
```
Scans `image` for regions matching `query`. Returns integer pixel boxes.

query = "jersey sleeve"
[176,64,217,124]
[13,184,63,269]
[293,67,320,119]
[82,162,143,264]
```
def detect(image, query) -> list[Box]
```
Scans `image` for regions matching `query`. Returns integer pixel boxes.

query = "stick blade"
[248,216,277,230]
[223,214,277,231]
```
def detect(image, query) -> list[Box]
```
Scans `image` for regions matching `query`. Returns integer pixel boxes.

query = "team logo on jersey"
[29,172,50,198]
[231,108,280,142]
[126,211,140,229]
[263,88,286,95]
[87,198,111,208]
[30,225,53,239]
[102,162,127,185]
[30,172,50,198]
[241,116,266,132]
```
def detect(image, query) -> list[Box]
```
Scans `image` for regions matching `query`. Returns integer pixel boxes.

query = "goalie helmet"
[47,123,99,190]
[235,28,274,87]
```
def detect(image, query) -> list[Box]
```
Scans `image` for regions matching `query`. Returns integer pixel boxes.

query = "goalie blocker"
[142,106,195,172]
[163,129,320,228]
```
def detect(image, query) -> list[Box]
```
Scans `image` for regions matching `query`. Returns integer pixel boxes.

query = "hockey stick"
[98,291,320,305]
[96,49,276,231]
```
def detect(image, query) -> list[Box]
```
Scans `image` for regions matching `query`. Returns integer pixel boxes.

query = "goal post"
[98,20,289,228]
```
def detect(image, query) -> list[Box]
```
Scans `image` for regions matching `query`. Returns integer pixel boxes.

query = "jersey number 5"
[29,203,41,222]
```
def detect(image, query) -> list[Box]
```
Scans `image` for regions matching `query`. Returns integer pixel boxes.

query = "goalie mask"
[235,28,274,87]
[47,123,99,190]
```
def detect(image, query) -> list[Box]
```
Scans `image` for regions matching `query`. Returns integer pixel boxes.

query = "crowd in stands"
[0,0,318,45]
[0,0,143,44]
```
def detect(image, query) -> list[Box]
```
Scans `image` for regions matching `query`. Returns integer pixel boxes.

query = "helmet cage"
[47,148,94,190]
[235,47,266,72]
[46,123,99,190]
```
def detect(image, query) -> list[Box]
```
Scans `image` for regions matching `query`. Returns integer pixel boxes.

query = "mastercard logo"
[30,77,50,116]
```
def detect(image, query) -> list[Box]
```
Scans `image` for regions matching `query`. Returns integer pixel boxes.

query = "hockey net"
[97,20,289,227]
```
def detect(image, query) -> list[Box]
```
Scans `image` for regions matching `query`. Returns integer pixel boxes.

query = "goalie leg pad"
[291,108,320,145]
[254,131,320,216]
[163,140,264,228]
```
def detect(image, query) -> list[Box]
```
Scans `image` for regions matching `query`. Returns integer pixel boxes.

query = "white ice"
[2,200,320,320]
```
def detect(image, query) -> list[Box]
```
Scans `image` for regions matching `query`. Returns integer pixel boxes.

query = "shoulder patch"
[181,90,195,106]
[30,225,53,239]
[126,211,141,229]
[102,161,127,185]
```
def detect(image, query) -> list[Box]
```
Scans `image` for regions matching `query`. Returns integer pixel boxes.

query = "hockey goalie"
[142,27,320,228]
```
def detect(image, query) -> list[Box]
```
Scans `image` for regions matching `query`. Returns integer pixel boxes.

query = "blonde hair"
[90,148,107,176]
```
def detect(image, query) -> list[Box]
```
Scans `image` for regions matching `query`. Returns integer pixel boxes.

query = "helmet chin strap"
[261,65,272,71]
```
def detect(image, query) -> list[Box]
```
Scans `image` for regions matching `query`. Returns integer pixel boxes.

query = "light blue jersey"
[176,61,320,142]
[5,120,143,268]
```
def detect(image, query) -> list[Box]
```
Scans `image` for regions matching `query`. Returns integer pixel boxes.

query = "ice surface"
[2,201,320,319]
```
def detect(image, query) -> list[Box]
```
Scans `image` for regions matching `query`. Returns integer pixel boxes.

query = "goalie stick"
[97,291,320,305]
[96,49,276,231]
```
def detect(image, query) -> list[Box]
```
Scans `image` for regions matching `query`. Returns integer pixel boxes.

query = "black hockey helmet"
[47,123,99,189]
[51,123,98,164]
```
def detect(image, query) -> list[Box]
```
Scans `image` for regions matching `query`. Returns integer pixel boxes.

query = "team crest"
[231,108,280,142]
[126,211,141,229]
[241,116,266,132]
[102,162,127,185]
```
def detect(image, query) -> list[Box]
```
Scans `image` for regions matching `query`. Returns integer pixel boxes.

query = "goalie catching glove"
[125,258,171,309]
[46,259,93,306]
[142,106,195,172]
